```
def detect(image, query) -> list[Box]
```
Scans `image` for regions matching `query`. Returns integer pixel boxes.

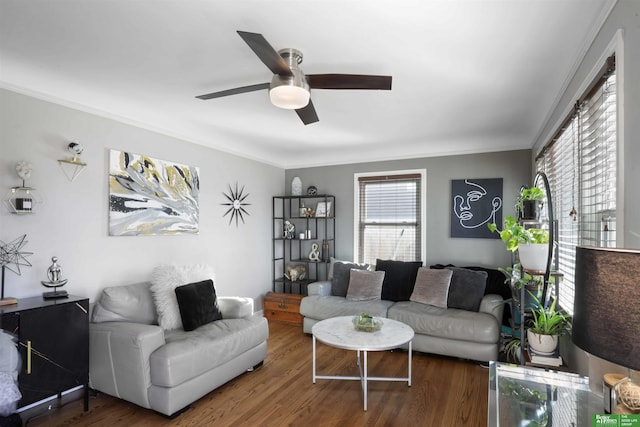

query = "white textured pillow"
[150,264,215,330]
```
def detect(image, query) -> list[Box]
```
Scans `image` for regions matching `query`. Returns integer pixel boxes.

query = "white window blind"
[540,119,580,310]
[536,55,616,314]
[356,173,422,265]
[579,74,617,249]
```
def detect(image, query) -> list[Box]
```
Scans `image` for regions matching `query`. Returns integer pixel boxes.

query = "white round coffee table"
[311,316,414,411]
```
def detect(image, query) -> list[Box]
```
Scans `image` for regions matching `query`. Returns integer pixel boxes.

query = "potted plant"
[488,216,550,272]
[527,294,571,355]
[504,337,522,363]
[517,187,546,220]
[499,265,542,311]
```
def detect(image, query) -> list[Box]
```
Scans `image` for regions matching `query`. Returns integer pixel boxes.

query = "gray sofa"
[89,282,268,417]
[300,280,504,363]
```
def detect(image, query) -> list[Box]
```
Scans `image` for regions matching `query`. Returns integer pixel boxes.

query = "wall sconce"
[3,161,42,214]
[58,142,87,182]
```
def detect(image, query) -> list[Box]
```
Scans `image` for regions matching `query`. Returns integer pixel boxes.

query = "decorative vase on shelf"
[322,240,329,262]
[291,177,302,196]
[518,243,549,272]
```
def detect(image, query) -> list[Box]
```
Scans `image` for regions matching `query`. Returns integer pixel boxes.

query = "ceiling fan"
[196,31,392,125]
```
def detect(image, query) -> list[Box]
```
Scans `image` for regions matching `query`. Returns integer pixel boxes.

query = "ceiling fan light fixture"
[269,83,310,109]
[269,70,311,110]
[196,33,392,124]
[269,49,309,109]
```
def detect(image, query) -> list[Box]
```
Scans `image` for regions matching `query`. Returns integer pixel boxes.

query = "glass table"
[488,361,603,427]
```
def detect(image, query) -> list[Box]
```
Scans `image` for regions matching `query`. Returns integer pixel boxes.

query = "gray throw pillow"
[410,268,453,308]
[446,267,488,312]
[346,269,385,301]
[328,257,368,281]
[332,262,370,297]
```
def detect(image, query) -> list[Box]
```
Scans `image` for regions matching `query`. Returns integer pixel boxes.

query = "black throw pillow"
[463,266,511,326]
[332,262,369,297]
[446,267,488,312]
[174,279,222,331]
[376,259,423,301]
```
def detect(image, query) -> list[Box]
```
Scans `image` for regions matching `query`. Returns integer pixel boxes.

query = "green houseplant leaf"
[517,187,546,213]
[527,293,571,336]
[521,187,545,202]
[488,215,550,252]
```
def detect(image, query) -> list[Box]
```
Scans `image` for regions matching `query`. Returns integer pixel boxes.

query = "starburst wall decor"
[221,182,250,227]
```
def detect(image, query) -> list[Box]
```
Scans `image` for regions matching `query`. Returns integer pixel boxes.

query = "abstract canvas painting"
[450,178,503,238]
[109,150,200,236]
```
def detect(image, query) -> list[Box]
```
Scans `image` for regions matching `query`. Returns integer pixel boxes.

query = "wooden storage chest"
[263,292,304,325]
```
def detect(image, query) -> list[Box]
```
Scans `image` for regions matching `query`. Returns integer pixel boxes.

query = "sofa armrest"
[479,294,505,324]
[307,281,332,296]
[89,321,165,409]
[218,296,253,318]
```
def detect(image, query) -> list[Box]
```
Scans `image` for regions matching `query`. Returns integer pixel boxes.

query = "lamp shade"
[269,65,310,110]
[572,246,640,370]
[269,84,310,109]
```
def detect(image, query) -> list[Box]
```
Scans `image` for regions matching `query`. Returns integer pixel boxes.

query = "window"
[536,55,616,314]
[354,170,426,265]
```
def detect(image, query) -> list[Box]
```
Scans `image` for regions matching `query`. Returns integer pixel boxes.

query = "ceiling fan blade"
[237,31,293,77]
[296,100,319,125]
[306,74,392,90]
[195,83,270,100]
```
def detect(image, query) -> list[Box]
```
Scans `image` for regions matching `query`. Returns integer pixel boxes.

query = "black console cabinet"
[0,295,89,411]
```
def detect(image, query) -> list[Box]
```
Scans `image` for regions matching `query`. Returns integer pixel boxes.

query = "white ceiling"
[0,0,615,169]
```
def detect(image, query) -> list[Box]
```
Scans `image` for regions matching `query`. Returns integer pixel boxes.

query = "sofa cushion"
[388,301,499,344]
[175,279,222,331]
[446,267,487,312]
[376,259,423,302]
[217,297,254,319]
[300,295,394,320]
[150,264,215,330]
[92,282,157,324]
[463,266,511,326]
[150,316,268,388]
[346,269,385,301]
[327,257,357,281]
[332,262,370,297]
[410,268,452,308]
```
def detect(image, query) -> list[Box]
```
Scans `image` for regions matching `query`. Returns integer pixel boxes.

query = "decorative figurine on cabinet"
[41,256,69,299]
[309,243,321,262]
[283,221,296,239]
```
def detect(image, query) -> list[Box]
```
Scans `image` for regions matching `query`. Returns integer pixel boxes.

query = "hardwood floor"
[27,322,489,427]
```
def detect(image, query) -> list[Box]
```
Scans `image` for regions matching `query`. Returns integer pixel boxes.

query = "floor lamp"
[572,246,640,414]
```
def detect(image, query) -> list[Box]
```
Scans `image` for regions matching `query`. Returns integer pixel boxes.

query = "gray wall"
[0,89,283,305]
[286,150,532,269]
